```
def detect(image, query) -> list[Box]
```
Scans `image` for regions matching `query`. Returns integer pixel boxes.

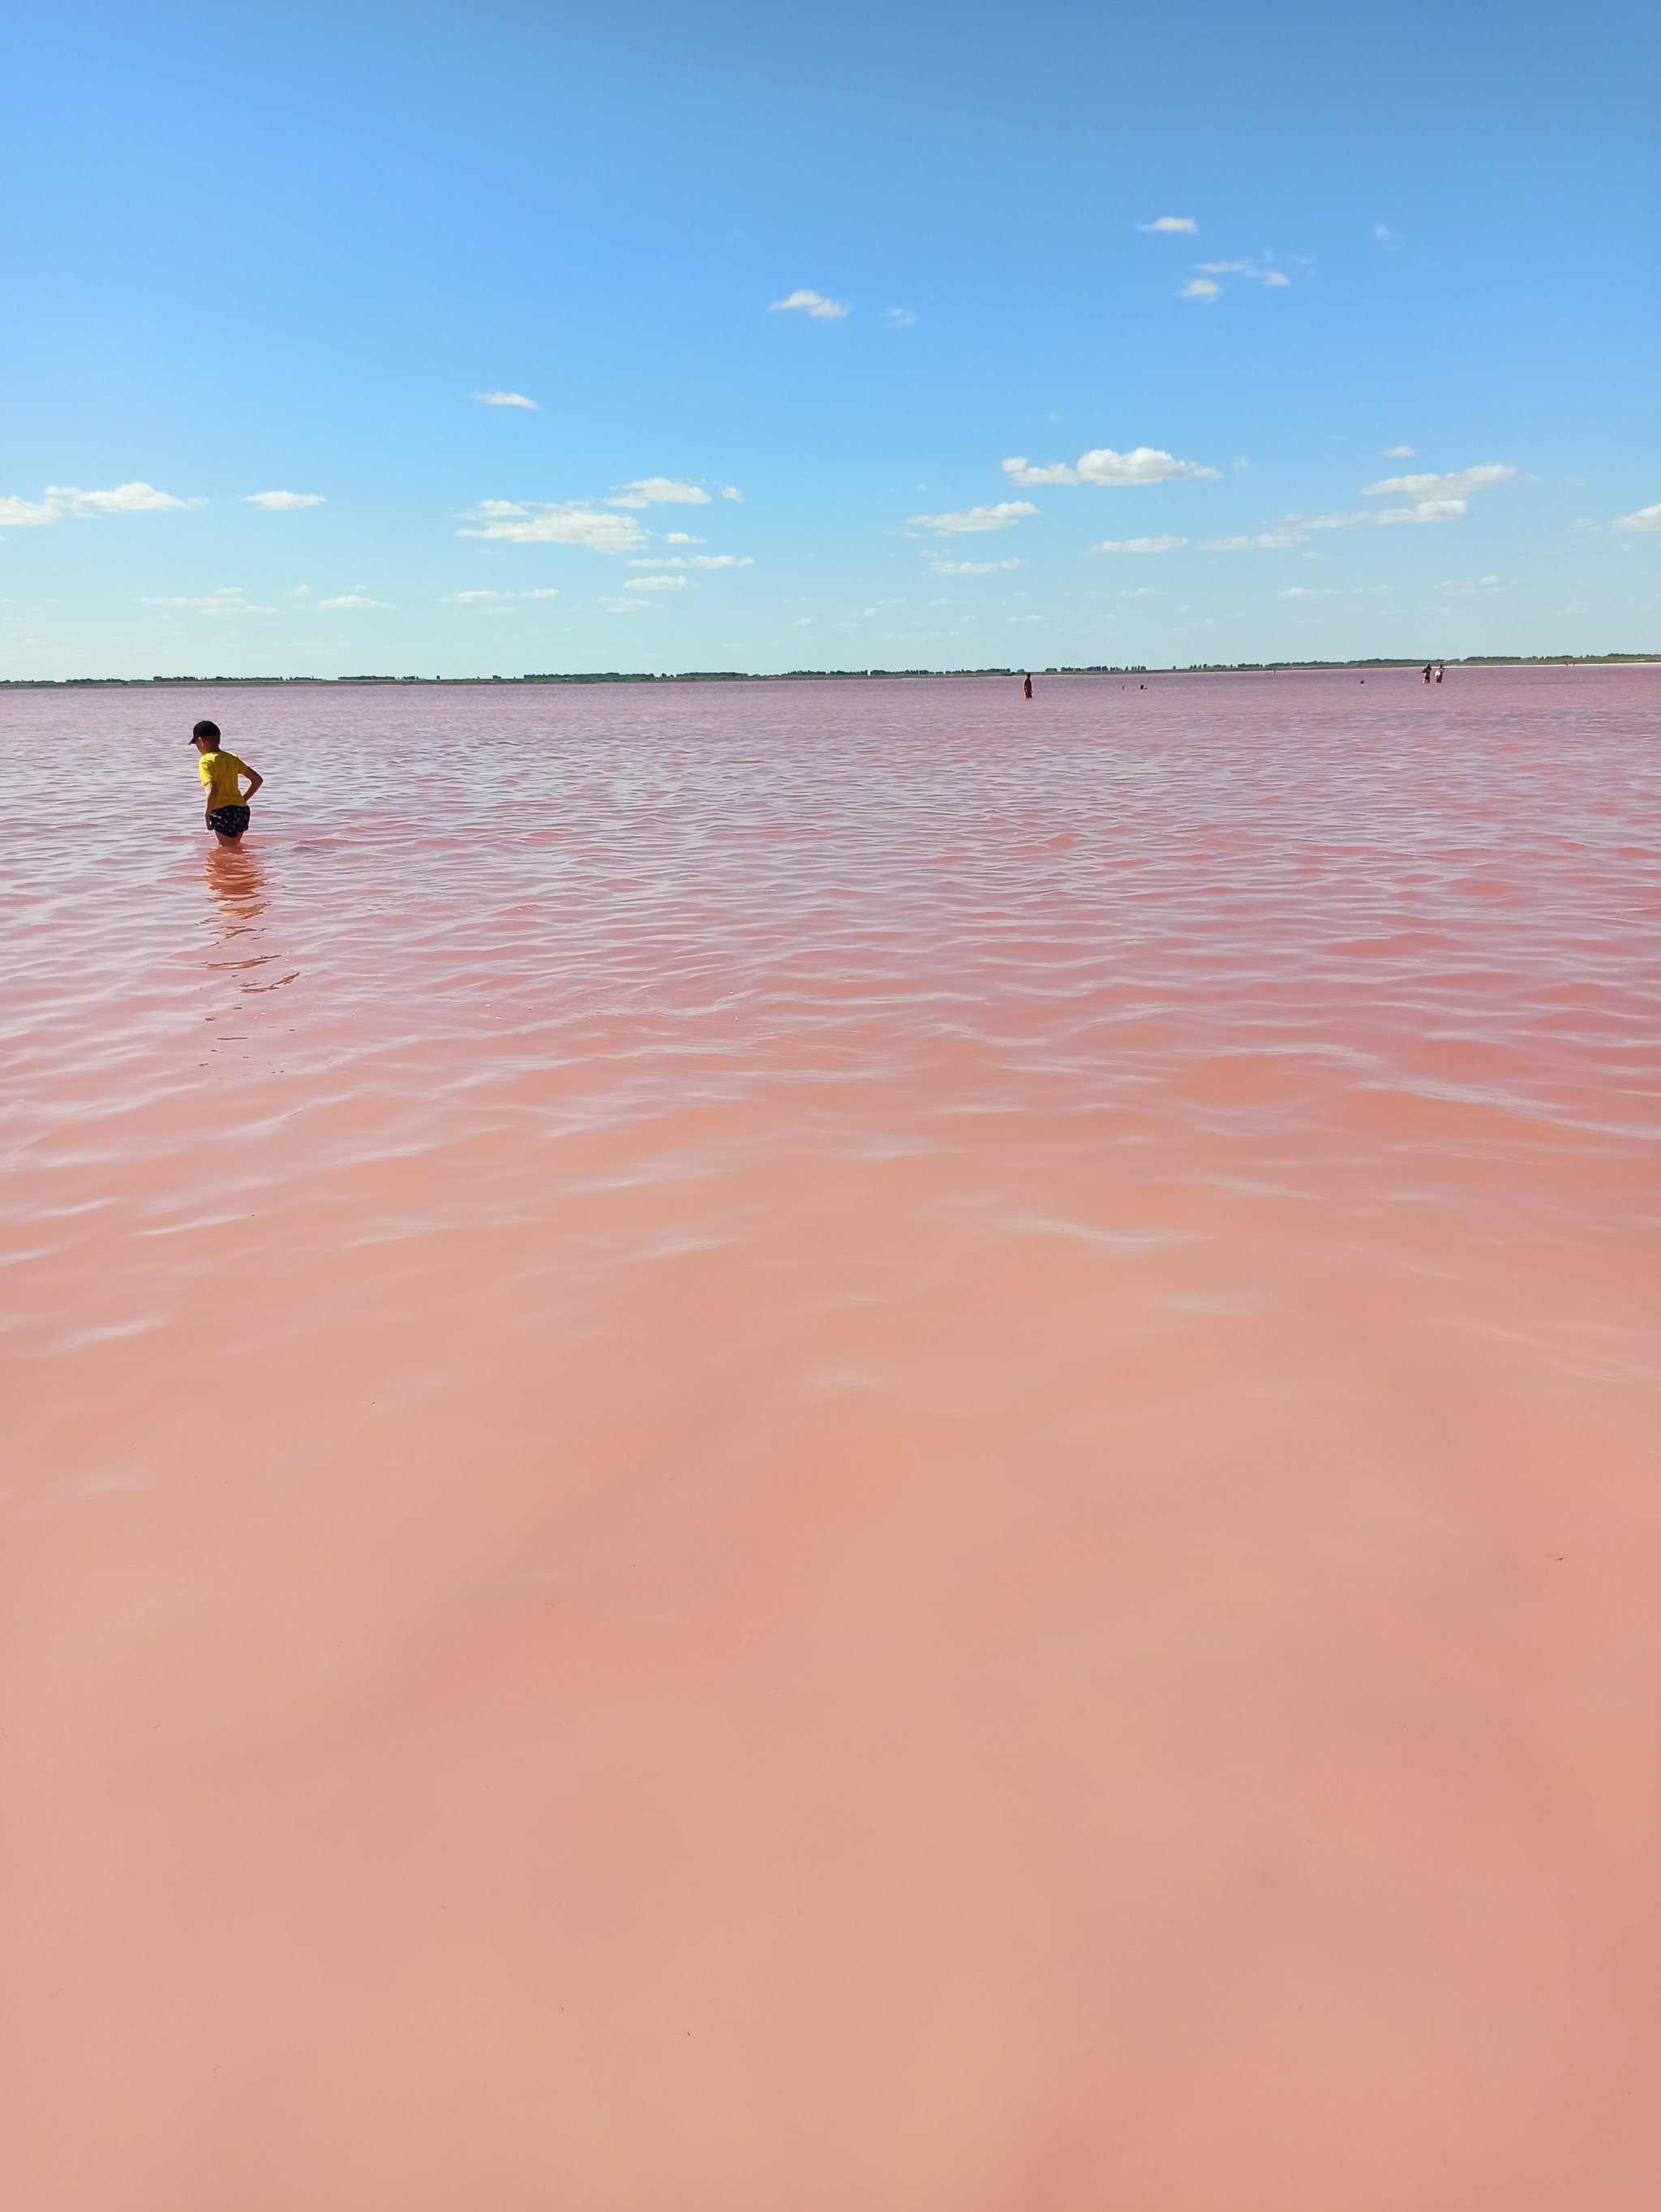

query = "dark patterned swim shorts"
[208,805,251,838]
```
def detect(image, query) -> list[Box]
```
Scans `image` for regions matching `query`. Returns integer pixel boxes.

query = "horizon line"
[4,654,1657,690]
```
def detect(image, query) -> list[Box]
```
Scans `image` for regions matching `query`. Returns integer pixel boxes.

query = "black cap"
[191,719,221,744]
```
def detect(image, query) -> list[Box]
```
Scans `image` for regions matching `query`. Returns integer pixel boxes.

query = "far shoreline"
[2,654,1657,692]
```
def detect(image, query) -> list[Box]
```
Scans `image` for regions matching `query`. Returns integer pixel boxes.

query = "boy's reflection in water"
[201,843,294,997]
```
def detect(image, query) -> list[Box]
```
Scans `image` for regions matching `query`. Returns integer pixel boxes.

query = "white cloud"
[1180,278,1221,300]
[769,289,848,319]
[1122,587,1159,598]
[999,460,1077,486]
[665,532,705,544]
[600,596,650,614]
[2,481,204,528]
[930,558,1024,573]
[1611,502,1661,533]
[1198,259,1292,289]
[1002,447,1218,489]
[458,502,646,552]
[1201,528,1307,551]
[139,586,274,618]
[475,391,537,409]
[721,487,744,501]
[1384,445,1415,458]
[606,478,711,508]
[908,500,1037,536]
[1374,223,1401,251]
[1361,463,1518,523]
[1088,534,1187,554]
[886,307,917,327]
[1202,468,1518,553]
[56,481,203,514]
[316,593,391,611]
[1278,586,1332,599]
[1374,500,1467,525]
[1363,463,1517,503]
[1201,510,1369,550]
[445,587,560,603]
[1142,216,1196,233]
[626,553,751,570]
[244,491,324,510]
[631,574,689,589]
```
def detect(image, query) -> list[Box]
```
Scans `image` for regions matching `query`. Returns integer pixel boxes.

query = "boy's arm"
[241,764,264,799]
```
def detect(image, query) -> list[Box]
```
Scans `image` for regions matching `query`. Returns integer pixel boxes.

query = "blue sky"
[3,0,1657,677]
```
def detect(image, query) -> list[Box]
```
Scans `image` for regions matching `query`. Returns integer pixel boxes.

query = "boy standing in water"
[191,719,263,843]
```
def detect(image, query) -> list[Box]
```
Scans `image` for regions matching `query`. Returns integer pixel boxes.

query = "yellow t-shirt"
[197,750,250,809]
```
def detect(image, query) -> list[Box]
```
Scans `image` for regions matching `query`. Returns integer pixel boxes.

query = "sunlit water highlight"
[4,670,1659,2210]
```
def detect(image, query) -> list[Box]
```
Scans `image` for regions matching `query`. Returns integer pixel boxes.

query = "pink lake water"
[3,669,1659,2210]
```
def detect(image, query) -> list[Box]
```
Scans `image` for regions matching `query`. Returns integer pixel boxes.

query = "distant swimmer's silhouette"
[1423,663,1434,683]
[191,719,264,846]
[1023,672,1033,699]
[1436,661,1445,683]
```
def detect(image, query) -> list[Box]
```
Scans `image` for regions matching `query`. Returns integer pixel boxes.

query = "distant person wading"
[191,720,264,845]
[1022,671,1033,700]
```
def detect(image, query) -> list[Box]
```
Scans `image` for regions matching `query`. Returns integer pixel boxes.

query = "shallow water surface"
[3,670,1659,2210]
